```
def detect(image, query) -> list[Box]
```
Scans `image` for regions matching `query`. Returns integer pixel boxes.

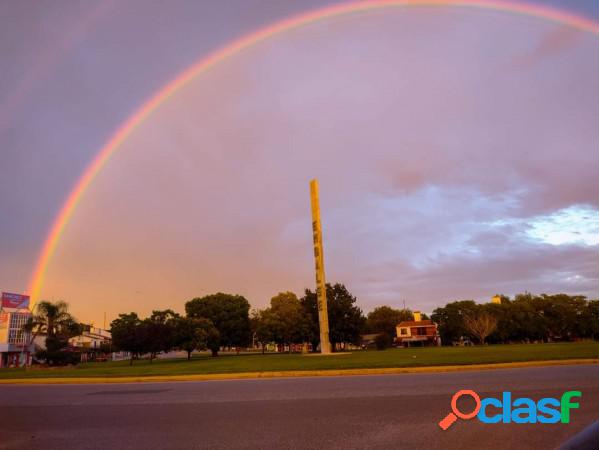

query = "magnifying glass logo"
[438,389,481,430]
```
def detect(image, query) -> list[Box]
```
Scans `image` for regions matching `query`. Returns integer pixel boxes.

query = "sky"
[1,0,599,325]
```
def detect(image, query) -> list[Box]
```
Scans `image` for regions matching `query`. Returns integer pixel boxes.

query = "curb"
[1,358,597,385]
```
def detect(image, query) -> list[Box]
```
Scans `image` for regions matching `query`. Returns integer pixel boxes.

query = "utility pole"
[309,179,331,354]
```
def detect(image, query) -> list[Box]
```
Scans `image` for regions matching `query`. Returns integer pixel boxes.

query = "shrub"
[374,332,392,350]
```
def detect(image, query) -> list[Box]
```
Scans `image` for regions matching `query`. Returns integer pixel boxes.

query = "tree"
[146,309,180,361]
[110,313,143,365]
[507,292,587,342]
[203,322,221,357]
[484,301,513,344]
[366,306,413,338]
[25,301,76,338]
[24,301,82,365]
[508,294,542,342]
[431,300,478,345]
[250,309,267,353]
[300,283,365,351]
[251,308,279,353]
[263,292,309,352]
[327,283,366,349]
[185,293,251,355]
[536,294,587,341]
[585,300,599,340]
[299,292,321,351]
[149,309,179,323]
[464,311,498,344]
[374,332,392,350]
[138,319,162,363]
[174,317,220,359]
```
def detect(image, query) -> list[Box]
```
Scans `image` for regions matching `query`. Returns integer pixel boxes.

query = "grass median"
[1,342,598,380]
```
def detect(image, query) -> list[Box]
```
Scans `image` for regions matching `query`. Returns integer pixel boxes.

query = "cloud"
[509,26,582,69]
[353,229,599,312]
[6,5,598,323]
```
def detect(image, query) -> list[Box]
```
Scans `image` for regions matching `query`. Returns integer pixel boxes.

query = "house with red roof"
[395,311,441,347]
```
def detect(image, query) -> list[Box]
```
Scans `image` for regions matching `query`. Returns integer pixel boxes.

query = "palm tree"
[24,301,81,365]
[25,301,76,338]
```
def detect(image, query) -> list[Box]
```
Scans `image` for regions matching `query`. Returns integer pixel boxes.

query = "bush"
[35,348,80,366]
[374,332,392,350]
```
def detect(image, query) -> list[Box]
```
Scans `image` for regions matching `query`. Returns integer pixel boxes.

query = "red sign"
[1,292,30,309]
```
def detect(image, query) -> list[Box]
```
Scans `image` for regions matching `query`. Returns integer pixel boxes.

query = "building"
[68,326,111,349]
[69,326,112,362]
[0,308,34,368]
[395,311,441,347]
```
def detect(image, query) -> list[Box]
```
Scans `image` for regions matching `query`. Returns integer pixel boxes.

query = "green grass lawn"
[1,342,598,379]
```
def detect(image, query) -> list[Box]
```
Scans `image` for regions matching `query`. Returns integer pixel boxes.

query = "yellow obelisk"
[310,179,331,354]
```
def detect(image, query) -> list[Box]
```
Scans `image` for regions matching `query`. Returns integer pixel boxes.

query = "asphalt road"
[0,364,598,450]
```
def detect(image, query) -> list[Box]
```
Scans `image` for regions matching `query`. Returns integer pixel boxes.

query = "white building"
[0,309,34,368]
[69,327,112,362]
[69,327,111,350]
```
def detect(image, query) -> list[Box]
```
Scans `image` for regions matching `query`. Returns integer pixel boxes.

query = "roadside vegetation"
[107,289,599,362]
[21,283,599,371]
[24,301,84,365]
[1,342,598,379]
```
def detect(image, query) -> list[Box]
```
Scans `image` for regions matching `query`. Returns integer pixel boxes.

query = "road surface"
[0,364,598,449]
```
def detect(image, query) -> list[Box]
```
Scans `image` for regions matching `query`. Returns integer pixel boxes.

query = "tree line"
[110,293,247,364]
[432,293,599,345]
[110,284,367,363]
[26,286,599,365]
[110,289,599,359]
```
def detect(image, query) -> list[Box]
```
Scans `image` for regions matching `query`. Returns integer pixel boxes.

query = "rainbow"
[28,0,599,302]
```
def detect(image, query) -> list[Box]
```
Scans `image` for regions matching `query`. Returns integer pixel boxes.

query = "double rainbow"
[28,0,599,301]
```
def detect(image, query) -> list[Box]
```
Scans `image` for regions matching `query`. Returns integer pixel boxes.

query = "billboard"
[1,292,30,309]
